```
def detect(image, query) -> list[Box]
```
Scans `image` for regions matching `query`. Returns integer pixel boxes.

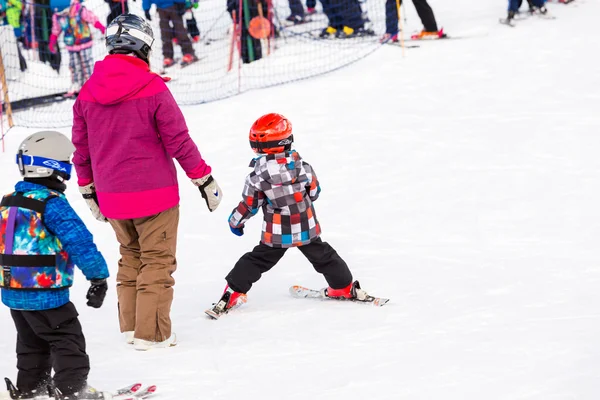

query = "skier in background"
[206,113,375,318]
[227,0,268,63]
[171,0,200,45]
[381,0,444,43]
[1,131,110,400]
[71,14,222,350]
[1,0,23,39]
[502,0,548,25]
[104,0,129,26]
[143,0,198,67]
[0,0,27,71]
[49,0,106,96]
[319,0,374,38]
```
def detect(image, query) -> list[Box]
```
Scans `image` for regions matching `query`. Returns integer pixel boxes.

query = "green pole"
[242,0,254,62]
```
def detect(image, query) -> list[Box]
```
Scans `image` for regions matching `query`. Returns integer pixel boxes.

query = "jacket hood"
[85,54,161,105]
[250,151,301,185]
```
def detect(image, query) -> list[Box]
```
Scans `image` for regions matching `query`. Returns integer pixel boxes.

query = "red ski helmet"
[249,113,293,154]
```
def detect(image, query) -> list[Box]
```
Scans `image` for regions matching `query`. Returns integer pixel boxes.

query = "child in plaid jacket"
[207,113,370,317]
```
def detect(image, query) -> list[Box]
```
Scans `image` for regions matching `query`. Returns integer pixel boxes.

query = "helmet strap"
[17,150,25,176]
[250,134,294,152]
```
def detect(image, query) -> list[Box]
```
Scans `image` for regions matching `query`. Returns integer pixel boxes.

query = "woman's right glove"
[192,174,222,212]
[79,183,108,222]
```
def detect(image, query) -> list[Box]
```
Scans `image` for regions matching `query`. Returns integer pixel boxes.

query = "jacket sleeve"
[154,89,212,179]
[71,99,94,186]
[80,7,99,25]
[229,173,265,227]
[51,13,61,37]
[7,0,23,11]
[44,196,109,281]
[303,162,321,202]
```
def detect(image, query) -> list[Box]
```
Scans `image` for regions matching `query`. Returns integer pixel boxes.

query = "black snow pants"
[385,0,438,34]
[321,0,365,30]
[226,238,353,293]
[106,0,129,26]
[158,6,196,59]
[10,302,90,395]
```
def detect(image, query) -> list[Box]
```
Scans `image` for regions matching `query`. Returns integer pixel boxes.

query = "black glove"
[175,2,186,15]
[86,279,108,308]
[144,9,152,20]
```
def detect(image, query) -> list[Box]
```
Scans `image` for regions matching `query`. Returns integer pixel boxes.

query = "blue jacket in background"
[142,0,185,11]
[1,181,109,311]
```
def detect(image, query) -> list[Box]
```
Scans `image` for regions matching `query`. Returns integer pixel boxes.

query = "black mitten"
[86,279,108,308]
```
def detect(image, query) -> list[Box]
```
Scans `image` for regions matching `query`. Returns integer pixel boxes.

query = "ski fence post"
[228,10,238,72]
[237,0,243,93]
[257,2,269,55]
[0,46,14,142]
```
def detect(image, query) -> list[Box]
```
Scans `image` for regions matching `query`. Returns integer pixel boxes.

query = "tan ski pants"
[108,206,179,342]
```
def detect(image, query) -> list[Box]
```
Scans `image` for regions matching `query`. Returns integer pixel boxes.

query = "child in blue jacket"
[1,131,110,400]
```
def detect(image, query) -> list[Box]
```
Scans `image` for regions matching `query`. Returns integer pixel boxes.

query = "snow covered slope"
[1,0,599,399]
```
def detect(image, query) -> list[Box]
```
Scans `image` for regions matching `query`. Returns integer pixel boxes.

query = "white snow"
[2,0,600,399]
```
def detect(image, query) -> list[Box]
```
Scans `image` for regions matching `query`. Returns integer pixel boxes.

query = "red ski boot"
[324,281,369,301]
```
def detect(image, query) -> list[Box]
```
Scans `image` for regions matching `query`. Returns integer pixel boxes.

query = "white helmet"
[16,131,75,181]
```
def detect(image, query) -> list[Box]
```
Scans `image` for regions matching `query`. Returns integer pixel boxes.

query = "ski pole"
[228,11,237,71]
[396,0,405,56]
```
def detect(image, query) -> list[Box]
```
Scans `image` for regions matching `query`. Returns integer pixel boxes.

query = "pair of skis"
[205,285,390,320]
[108,383,156,400]
[500,9,557,26]
[2,379,156,400]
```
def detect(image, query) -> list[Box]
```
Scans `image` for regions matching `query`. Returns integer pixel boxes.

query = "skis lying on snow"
[2,379,156,400]
[289,285,390,307]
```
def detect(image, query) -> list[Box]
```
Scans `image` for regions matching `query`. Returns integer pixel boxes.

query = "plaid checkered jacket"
[229,151,322,248]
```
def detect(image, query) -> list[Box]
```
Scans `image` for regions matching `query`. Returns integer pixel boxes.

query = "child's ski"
[499,18,516,26]
[289,285,390,307]
[205,300,244,320]
[384,42,421,49]
[3,379,154,400]
[120,385,157,399]
[114,383,143,397]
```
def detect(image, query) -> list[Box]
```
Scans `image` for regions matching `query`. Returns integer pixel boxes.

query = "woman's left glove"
[79,183,108,222]
[192,174,222,212]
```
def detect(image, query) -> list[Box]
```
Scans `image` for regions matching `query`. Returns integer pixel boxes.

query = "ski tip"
[205,310,220,320]
[131,383,142,392]
[374,298,390,307]
[145,385,157,393]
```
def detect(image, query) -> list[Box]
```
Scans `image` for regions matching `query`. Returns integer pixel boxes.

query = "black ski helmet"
[106,14,154,64]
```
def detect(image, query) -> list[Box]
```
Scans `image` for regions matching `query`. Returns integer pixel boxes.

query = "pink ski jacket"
[72,54,211,219]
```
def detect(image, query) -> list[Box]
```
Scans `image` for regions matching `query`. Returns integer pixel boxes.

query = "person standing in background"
[49,0,105,96]
[142,0,198,67]
[105,0,129,26]
[381,0,444,43]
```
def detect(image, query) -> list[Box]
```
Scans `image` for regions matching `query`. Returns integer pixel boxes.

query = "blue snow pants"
[509,0,545,12]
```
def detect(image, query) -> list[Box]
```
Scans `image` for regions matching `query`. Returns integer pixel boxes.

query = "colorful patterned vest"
[0,189,74,290]
[57,5,91,46]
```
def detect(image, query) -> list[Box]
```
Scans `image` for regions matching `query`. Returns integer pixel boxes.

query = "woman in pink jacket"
[71,14,222,351]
